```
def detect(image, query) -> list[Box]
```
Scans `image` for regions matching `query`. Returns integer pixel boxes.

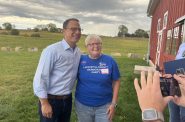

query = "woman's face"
[86,38,102,58]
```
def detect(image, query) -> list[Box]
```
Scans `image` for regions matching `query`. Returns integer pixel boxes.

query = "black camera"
[160,77,181,97]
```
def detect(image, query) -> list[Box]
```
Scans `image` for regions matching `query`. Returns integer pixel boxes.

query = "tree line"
[0,22,61,37]
[0,22,149,38]
[118,25,149,38]
[0,22,61,33]
[33,23,61,32]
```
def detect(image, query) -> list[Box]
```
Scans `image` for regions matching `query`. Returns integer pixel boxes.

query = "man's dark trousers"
[38,94,72,122]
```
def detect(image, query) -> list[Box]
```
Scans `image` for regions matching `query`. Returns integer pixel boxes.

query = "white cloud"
[82,23,119,37]
[0,0,150,36]
[0,16,62,29]
[123,0,149,5]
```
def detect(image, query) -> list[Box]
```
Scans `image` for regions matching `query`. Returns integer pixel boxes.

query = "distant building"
[147,0,185,71]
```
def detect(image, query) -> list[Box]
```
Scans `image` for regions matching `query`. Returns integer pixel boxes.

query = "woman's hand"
[107,104,115,121]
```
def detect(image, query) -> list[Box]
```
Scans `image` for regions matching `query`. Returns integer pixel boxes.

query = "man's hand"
[40,99,53,118]
[134,71,173,112]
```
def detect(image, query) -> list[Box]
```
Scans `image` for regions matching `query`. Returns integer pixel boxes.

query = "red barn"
[147,0,185,71]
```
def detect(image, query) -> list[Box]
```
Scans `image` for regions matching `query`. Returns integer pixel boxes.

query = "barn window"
[165,29,172,54]
[171,26,179,55]
[157,18,161,32]
[181,23,184,42]
[163,11,168,29]
[165,26,181,55]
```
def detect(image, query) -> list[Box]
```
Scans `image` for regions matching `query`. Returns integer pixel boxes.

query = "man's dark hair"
[63,18,79,29]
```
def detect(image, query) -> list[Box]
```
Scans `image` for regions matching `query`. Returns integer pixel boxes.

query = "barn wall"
[149,0,185,70]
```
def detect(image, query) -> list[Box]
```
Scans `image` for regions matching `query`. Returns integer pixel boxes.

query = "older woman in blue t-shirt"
[75,34,121,122]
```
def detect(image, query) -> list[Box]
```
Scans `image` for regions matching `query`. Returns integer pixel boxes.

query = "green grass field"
[0,31,169,122]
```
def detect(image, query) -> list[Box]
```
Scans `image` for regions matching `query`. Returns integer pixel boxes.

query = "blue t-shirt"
[75,54,120,107]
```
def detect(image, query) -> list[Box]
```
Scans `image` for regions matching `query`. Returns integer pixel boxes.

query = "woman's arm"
[112,79,121,105]
[107,79,121,120]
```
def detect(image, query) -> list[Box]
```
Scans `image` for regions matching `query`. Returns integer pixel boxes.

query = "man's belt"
[47,94,71,100]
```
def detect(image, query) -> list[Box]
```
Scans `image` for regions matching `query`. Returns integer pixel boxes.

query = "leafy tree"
[118,31,122,37]
[47,23,57,32]
[33,28,39,32]
[125,33,132,37]
[34,23,58,32]
[117,25,128,37]
[135,29,148,38]
[35,24,47,31]
[42,28,48,31]
[143,31,149,38]
[49,27,58,32]
[0,26,2,30]
[2,22,12,30]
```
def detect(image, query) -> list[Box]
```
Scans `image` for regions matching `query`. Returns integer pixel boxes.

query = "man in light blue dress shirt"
[33,18,81,122]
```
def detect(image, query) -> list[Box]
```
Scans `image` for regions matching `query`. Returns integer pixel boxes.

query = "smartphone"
[160,77,181,97]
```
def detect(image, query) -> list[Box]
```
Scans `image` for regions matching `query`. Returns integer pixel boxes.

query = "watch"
[142,108,164,122]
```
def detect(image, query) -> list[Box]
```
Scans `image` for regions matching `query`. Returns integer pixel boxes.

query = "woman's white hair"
[85,34,102,46]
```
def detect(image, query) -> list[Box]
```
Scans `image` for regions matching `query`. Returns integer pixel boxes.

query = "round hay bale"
[111,52,122,56]
[127,53,132,58]
[15,47,23,52]
[1,47,7,51]
[1,47,12,52]
[128,53,140,59]
[28,47,38,52]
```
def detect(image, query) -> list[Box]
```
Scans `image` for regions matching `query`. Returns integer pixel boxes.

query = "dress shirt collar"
[61,39,78,53]
[61,39,71,50]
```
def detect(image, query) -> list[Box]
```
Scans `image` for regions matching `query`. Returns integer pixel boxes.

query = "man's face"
[63,20,81,46]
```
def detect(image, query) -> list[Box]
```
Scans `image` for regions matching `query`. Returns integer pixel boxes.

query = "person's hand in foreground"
[173,74,185,107]
[134,71,173,112]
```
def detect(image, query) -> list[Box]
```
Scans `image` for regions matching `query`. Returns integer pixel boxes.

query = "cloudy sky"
[0,0,151,37]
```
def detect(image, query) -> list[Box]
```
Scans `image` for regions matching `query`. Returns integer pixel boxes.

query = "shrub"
[33,28,39,32]
[22,33,29,37]
[0,32,9,35]
[31,33,40,37]
[10,29,19,35]
[42,28,48,31]
[49,27,58,32]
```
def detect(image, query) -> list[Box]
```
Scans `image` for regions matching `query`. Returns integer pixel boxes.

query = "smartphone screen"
[160,77,181,97]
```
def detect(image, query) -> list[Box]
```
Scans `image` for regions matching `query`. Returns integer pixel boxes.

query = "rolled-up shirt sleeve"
[33,48,54,98]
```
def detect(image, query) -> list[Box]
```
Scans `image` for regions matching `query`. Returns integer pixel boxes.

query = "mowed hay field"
[0,31,169,122]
